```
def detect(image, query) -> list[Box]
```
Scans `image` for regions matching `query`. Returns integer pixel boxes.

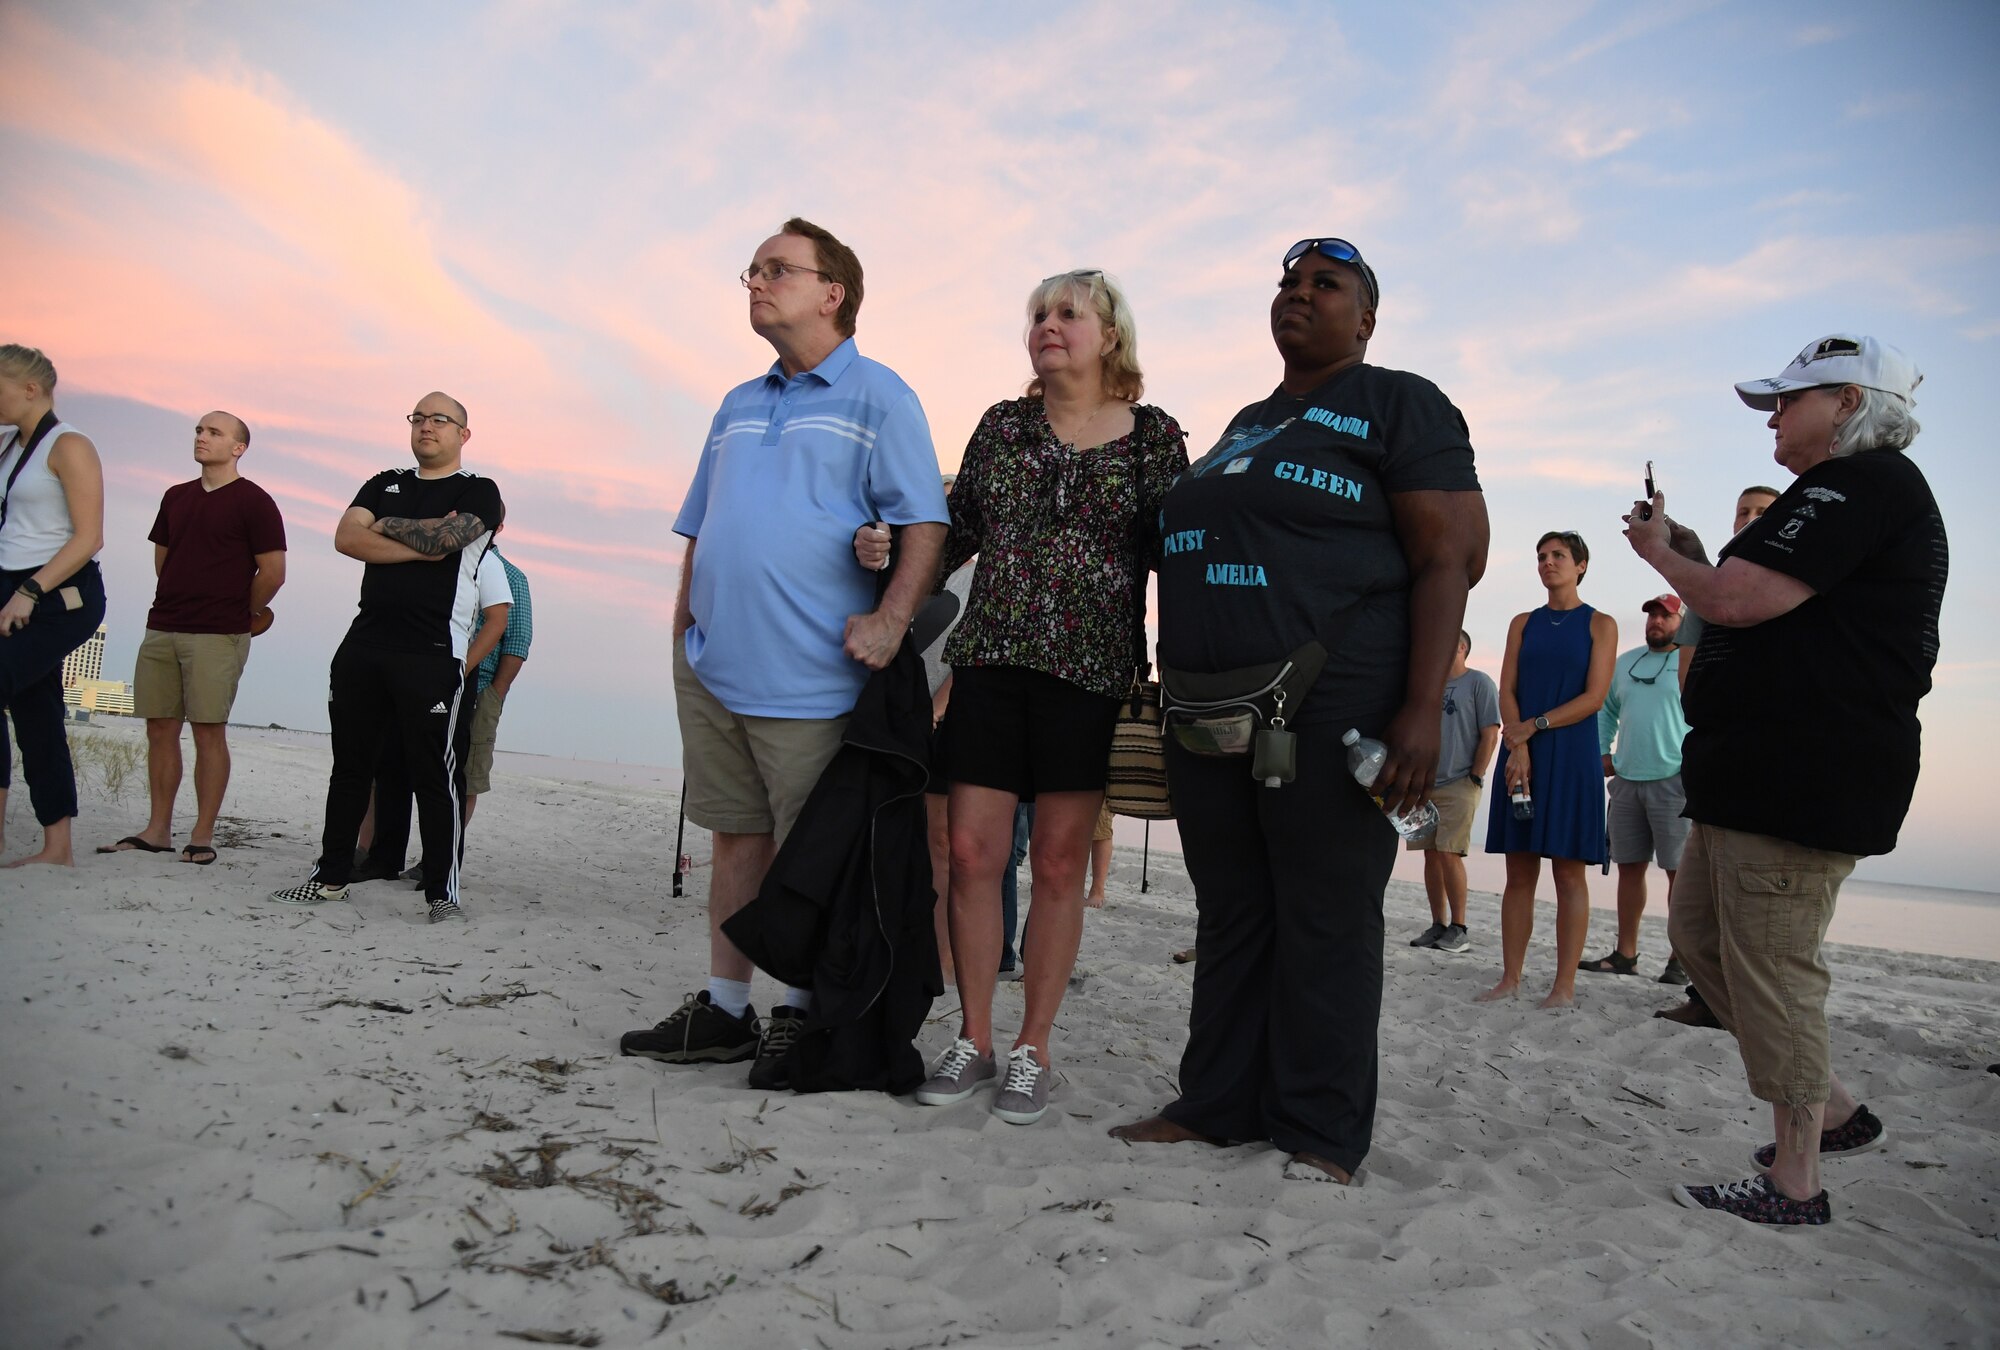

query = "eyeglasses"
[1041,269,1103,285]
[1281,238,1380,307]
[739,260,833,287]
[406,412,465,429]
[1627,651,1674,685]
[1773,388,1833,413]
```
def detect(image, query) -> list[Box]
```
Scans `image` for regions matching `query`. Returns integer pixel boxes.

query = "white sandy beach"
[2,722,1996,1349]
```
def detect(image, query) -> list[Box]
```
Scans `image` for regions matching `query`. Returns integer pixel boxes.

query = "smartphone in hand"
[1640,460,1656,519]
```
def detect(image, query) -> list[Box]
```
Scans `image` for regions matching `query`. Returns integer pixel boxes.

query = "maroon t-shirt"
[146,477,288,634]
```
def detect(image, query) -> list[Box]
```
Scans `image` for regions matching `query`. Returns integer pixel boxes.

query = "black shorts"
[939,664,1120,800]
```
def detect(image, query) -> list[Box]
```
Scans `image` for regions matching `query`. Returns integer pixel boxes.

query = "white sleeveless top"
[0,419,83,571]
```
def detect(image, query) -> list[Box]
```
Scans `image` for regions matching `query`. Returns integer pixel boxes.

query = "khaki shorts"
[673,634,846,845]
[1668,822,1857,1107]
[1092,799,1115,842]
[133,629,251,723]
[1407,775,1482,855]
[466,686,507,796]
[1608,773,1691,869]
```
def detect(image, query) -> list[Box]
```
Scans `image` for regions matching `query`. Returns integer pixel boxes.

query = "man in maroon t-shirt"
[98,411,286,864]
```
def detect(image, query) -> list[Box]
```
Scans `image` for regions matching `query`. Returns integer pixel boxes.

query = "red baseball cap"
[1642,594,1683,616]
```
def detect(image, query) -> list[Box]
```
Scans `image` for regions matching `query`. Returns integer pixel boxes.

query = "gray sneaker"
[1434,924,1471,954]
[992,1045,1051,1125]
[426,898,467,924]
[268,881,349,907]
[1409,922,1447,949]
[914,1037,996,1106]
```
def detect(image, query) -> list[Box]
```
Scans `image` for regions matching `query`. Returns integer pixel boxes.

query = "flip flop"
[96,836,173,854]
[1170,946,1198,964]
[180,845,218,866]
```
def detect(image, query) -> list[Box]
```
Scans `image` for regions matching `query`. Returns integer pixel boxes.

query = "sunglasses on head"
[1282,238,1379,307]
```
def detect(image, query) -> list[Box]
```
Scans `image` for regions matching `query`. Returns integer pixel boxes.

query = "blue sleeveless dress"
[1485,605,1606,863]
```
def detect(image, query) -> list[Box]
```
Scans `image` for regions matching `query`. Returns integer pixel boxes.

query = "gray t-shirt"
[1436,667,1500,785]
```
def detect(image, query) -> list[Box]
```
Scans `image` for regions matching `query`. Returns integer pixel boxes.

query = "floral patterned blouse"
[940,398,1190,699]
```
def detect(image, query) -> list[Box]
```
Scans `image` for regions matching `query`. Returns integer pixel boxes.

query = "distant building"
[63,624,107,688]
[67,678,134,717]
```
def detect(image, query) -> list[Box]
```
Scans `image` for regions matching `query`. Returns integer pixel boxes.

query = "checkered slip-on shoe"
[268,881,349,907]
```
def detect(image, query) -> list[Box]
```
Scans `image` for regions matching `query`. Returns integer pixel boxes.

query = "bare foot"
[1284,1152,1361,1185]
[5,847,75,868]
[1538,988,1576,1010]
[1084,892,1106,909]
[1109,1115,1226,1146]
[1170,946,1198,964]
[1474,980,1520,1003]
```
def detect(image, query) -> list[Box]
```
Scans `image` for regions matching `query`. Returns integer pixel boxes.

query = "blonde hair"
[1023,271,1144,402]
[0,344,57,394]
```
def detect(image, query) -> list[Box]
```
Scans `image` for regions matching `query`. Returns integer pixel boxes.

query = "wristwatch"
[1533,715,1550,732]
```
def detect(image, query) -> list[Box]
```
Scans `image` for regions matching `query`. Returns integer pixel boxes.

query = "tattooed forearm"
[374,514,488,557]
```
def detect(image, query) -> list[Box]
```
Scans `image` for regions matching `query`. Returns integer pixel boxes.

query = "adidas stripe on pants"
[314,639,468,904]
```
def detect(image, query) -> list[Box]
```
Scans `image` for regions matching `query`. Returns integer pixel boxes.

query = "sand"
[2,722,1995,1348]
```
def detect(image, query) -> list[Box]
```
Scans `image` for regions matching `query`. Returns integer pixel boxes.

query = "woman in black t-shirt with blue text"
[1110,240,1489,1184]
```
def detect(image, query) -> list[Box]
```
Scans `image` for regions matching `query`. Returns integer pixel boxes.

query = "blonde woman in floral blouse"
[860,270,1188,1123]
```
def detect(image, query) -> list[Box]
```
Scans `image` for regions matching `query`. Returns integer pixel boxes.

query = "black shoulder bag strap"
[1127,412,1154,688]
[0,410,61,536]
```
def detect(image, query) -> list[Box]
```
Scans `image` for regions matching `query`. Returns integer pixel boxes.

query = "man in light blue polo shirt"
[623,217,948,1089]
[1581,594,1691,982]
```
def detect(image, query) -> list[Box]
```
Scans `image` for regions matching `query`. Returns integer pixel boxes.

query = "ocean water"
[1108,817,2000,964]
[377,737,2000,965]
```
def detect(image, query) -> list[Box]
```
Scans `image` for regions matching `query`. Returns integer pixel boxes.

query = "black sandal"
[1578,950,1639,975]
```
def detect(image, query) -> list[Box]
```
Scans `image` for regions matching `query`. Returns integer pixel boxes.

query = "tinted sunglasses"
[1627,651,1674,685]
[1282,238,1379,307]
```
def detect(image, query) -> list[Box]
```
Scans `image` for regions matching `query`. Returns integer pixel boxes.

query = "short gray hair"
[1832,387,1920,456]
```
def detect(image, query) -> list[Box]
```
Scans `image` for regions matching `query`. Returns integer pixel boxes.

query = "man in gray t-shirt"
[1410,630,1500,953]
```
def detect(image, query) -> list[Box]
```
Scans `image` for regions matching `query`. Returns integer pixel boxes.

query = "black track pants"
[314,640,466,903]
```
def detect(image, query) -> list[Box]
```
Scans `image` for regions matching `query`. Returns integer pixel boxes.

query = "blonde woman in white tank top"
[0,344,107,867]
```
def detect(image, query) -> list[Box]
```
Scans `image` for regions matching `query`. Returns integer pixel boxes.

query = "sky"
[4,0,1998,890]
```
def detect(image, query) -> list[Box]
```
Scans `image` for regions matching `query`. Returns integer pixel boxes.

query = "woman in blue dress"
[1478,530,1617,1008]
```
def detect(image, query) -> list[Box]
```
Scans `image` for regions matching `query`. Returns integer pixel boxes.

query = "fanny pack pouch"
[1159,641,1328,757]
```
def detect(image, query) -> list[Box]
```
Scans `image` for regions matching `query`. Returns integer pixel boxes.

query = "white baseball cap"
[1735,334,1922,411]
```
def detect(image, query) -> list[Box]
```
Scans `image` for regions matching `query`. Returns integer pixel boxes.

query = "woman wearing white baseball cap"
[1621,333,1946,1226]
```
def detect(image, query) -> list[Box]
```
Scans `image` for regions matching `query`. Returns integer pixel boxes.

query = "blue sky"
[5,0,1997,886]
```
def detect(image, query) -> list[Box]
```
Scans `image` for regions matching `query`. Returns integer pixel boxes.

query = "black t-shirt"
[1682,449,1946,856]
[1157,363,1480,725]
[346,468,505,657]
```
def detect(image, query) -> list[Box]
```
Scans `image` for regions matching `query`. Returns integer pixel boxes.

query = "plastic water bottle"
[1342,729,1439,841]
[1511,783,1534,821]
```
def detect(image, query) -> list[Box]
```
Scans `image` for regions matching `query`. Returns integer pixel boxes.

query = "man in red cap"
[1580,593,1689,981]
